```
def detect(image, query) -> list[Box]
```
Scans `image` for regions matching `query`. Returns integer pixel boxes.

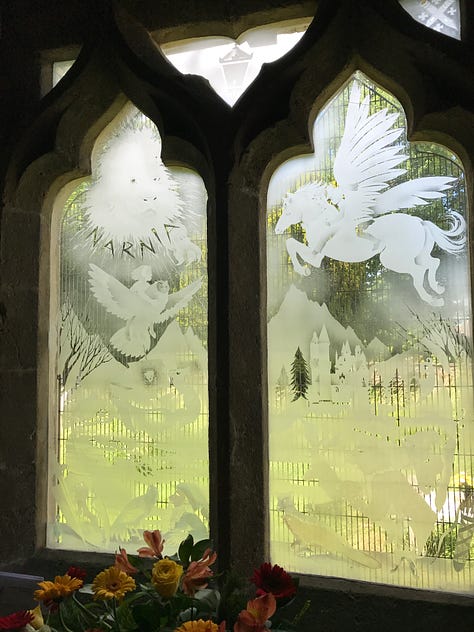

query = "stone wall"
[0,0,473,629]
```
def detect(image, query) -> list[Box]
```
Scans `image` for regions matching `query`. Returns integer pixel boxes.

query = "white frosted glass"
[52,60,74,87]
[50,20,311,101]
[160,18,311,106]
[267,72,473,593]
[399,0,461,39]
[48,105,209,552]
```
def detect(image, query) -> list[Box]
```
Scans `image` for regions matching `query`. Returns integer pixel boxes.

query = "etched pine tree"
[275,366,289,405]
[290,347,311,401]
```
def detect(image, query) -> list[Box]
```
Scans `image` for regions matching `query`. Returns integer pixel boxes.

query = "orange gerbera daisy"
[34,574,83,602]
[92,566,136,601]
[174,620,226,632]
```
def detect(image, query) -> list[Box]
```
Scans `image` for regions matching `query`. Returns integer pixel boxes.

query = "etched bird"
[89,263,202,358]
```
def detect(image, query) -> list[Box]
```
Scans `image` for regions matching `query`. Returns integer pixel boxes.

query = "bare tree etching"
[60,300,112,388]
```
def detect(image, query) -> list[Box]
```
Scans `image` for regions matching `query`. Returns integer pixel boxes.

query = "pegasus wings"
[373,176,456,215]
[332,84,455,221]
[333,84,407,222]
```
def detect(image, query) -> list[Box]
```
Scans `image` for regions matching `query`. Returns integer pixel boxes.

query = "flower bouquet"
[0,530,309,632]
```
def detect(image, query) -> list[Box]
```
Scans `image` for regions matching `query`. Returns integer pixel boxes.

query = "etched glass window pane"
[267,71,473,593]
[48,105,209,552]
[50,19,310,100]
[160,18,311,106]
[399,0,461,39]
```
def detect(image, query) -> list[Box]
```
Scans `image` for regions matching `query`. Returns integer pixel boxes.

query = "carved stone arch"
[0,0,473,624]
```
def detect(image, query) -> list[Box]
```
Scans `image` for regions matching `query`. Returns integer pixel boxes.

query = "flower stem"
[72,592,97,621]
[112,597,120,632]
[58,603,75,632]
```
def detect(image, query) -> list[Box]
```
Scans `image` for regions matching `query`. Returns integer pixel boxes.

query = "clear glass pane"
[267,71,473,593]
[399,0,461,39]
[160,18,311,106]
[48,104,209,552]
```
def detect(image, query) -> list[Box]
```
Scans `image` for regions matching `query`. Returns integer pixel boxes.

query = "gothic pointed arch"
[2,7,226,562]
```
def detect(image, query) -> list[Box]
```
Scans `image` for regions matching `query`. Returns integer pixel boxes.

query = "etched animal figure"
[89,263,202,358]
[275,84,466,306]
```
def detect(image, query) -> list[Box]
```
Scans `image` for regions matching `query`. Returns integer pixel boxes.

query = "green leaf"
[132,601,167,632]
[178,534,194,564]
[117,600,139,631]
[190,538,212,561]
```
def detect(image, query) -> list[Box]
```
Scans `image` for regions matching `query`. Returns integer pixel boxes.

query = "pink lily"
[137,529,165,558]
[181,548,217,596]
[114,547,138,574]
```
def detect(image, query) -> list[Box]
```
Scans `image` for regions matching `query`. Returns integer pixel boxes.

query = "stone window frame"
[0,0,473,627]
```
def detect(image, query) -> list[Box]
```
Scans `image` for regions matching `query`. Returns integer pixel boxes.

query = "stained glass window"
[267,71,473,593]
[48,104,209,552]
[399,0,461,40]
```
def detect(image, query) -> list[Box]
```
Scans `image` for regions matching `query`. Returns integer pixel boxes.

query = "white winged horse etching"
[275,84,466,306]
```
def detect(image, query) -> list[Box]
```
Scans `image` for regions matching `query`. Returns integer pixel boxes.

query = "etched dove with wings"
[275,83,465,306]
[89,263,202,358]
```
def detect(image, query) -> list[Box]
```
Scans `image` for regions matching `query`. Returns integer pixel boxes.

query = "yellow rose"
[151,559,183,598]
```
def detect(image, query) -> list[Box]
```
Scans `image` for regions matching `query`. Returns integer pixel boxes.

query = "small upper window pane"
[52,60,75,87]
[399,0,461,40]
[159,18,311,106]
[50,19,311,102]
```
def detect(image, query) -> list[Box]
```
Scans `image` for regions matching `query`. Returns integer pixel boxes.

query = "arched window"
[50,105,209,552]
[267,71,471,592]
[0,0,473,627]
[399,0,461,39]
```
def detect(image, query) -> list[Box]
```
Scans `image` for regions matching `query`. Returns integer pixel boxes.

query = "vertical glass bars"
[267,72,473,593]
[49,105,209,552]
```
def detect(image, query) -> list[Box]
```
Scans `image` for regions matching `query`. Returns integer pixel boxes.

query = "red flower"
[181,548,217,596]
[67,566,87,581]
[251,563,296,599]
[234,593,276,632]
[0,610,34,630]
[137,529,165,558]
